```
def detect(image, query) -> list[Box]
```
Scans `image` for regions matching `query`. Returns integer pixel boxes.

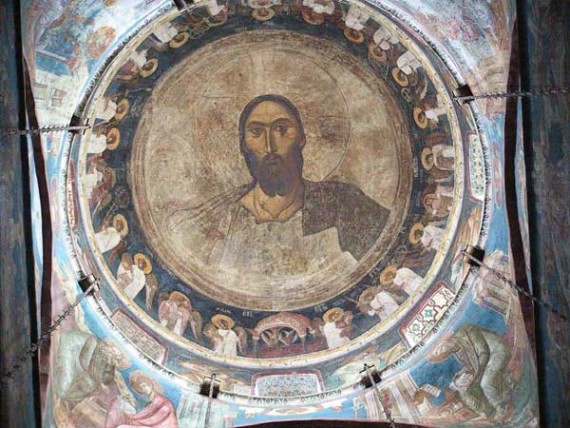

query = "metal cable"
[454,87,569,102]
[461,250,568,322]
[0,124,90,137]
[0,281,98,389]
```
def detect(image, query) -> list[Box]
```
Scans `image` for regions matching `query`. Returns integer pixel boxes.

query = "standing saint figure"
[428,324,514,421]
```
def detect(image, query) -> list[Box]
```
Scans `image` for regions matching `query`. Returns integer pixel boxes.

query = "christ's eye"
[274,124,288,135]
[249,127,263,137]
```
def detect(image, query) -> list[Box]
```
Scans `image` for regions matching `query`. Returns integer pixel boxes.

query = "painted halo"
[421,147,435,170]
[168,32,189,48]
[323,308,344,323]
[212,314,236,330]
[114,99,130,121]
[379,265,398,286]
[105,127,120,150]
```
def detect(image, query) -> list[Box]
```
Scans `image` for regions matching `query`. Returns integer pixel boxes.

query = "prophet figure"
[168,95,389,278]
[105,371,178,428]
[53,331,133,427]
[428,324,514,421]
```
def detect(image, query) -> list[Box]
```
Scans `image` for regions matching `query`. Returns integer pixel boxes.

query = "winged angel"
[158,291,203,340]
[203,315,249,357]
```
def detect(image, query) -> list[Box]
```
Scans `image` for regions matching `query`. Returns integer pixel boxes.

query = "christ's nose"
[264,128,277,153]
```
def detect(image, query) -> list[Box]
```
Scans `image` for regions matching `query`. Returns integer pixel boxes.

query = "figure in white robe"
[159,300,189,335]
[373,27,399,50]
[394,267,423,295]
[303,0,334,15]
[96,97,117,121]
[85,169,103,200]
[397,51,422,75]
[158,291,202,338]
[345,5,368,31]
[314,308,353,350]
[129,49,148,69]
[87,134,108,154]
[201,0,225,16]
[204,315,246,356]
[421,224,445,251]
[117,261,146,299]
[424,94,448,123]
[216,328,240,357]
[153,22,179,44]
[95,227,121,253]
[323,322,348,349]
[368,290,399,319]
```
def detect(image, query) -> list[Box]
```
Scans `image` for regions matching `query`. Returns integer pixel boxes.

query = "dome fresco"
[19,0,539,426]
[69,1,484,369]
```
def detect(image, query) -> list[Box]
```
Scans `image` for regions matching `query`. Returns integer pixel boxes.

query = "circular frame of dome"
[64,0,488,376]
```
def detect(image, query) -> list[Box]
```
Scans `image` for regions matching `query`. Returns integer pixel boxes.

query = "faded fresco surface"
[75,4,472,366]
[132,32,411,310]
[10,0,542,426]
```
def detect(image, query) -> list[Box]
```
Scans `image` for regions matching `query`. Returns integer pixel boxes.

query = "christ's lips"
[263,154,283,165]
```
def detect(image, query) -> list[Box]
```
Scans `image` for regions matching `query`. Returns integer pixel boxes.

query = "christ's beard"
[258,154,293,196]
[245,147,304,197]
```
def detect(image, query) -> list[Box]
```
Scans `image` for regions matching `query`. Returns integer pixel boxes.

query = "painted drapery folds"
[13,0,542,426]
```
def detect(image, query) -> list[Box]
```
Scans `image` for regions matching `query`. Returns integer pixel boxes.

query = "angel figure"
[423,184,454,218]
[357,286,399,320]
[312,307,353,349]
[409,222,445,252]
[379,265,423,298]
[158,291,202,339]
[203,315,248,357]
[116,253,152,300]
[87,127,120,155]
[95,213,128,254]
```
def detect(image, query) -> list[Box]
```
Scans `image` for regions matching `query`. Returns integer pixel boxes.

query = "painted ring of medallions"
[70,2,481,365]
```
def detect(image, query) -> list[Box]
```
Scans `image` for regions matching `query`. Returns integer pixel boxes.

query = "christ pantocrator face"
[240,96,306,196]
